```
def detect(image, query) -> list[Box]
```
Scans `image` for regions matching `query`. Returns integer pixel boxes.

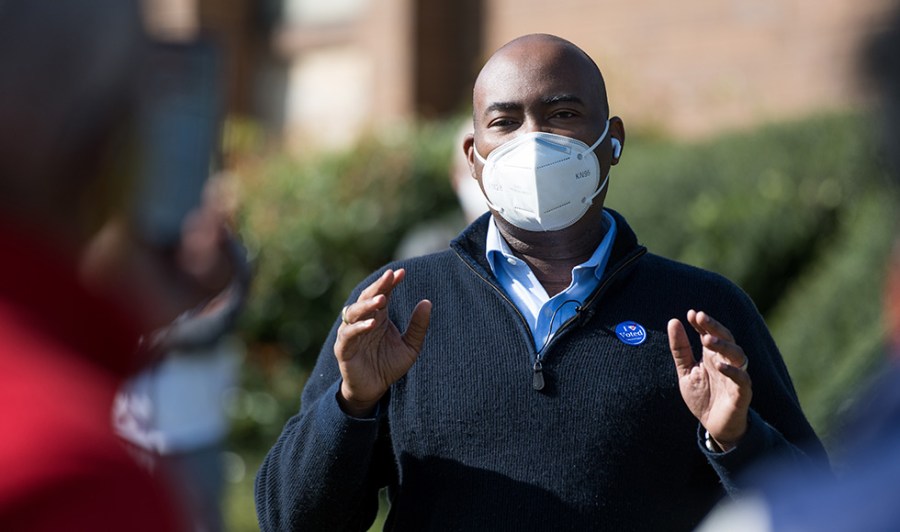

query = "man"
[256,34,826,531]
[697,6,900,531]
[0,1,229,530]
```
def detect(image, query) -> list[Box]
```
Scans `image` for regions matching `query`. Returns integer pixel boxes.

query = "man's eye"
[489,119,517,128]
[552,111,576,119]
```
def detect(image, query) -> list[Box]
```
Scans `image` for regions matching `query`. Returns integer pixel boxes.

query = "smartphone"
[132,38,223,248]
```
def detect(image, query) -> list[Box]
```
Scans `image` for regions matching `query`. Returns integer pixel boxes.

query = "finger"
[356,268,407,316]
[667,318,696,378]
[377,268,407,312]
[700,334,748,370]
[358,269,397,301]
[342,294,388,324]
[402,299,432,352]
[340,318,377,338]
[390,268,407,289]
[690,311,746,369]
[373,268,407,298]
[692,311,736,343]
[687,309,721,356]
[715,359,753,389]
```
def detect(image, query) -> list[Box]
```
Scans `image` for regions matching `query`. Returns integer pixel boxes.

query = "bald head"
[467,33,620,169]
[463,33,625,239]
[473,34,609,123]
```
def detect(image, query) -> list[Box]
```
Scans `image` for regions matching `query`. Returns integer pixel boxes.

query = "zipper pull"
[532,360,545,391]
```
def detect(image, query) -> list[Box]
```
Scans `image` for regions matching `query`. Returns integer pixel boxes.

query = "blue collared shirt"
[486,210,617,353]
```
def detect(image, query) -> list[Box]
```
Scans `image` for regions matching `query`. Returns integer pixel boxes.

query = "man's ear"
[462,132,477,177]
[609,116,625,165]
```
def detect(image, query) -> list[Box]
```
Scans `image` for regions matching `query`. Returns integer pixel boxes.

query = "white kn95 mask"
[474,120,620,232]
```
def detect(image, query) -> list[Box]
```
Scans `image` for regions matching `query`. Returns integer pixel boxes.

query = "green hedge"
[229,120,463,450]
[231,112,896,455]
[604,113,897,445]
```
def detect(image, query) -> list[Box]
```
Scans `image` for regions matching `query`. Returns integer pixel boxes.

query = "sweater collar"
[452,208,644,281]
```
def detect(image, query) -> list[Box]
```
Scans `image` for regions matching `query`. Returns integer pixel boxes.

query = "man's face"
[463,36,624,225]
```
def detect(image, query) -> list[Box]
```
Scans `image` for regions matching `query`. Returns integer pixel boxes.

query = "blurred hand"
[334,269,431,417]
[79,179,235,332]
[175,181,234,296]
[668,310,752,451]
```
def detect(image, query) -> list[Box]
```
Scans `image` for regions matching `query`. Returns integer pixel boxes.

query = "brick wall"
[276,0,898,151]
[481,0,898,138]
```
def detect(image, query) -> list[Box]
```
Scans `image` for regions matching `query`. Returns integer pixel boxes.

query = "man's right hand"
[334,268,432,417]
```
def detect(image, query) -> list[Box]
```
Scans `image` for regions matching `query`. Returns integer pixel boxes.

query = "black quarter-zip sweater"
[255,209,828,532]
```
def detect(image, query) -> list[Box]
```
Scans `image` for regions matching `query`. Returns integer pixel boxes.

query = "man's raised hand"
[334,269,432,417]
[668,310,752,451]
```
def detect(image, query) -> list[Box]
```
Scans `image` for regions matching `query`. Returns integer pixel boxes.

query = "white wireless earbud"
[611,138,622,159]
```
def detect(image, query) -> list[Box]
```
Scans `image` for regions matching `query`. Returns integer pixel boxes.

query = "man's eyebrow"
[543,94,584,106]
[483,101,522,115]
[482,95,584,116]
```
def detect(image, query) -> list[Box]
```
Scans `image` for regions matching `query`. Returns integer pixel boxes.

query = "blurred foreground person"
[0,1,225,530]
[697,6,900,532]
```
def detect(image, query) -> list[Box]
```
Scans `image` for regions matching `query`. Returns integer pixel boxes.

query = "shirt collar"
[485,210,617,281]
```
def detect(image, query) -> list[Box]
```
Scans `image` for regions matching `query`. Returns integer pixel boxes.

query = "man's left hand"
[668,310,752,452]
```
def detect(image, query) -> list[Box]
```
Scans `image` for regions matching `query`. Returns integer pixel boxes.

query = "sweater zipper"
[453,246,647,390]
[531,248,646,389]
[541,248,647,350]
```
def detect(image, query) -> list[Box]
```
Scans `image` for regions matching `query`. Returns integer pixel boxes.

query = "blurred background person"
[394,121,487,260]
[107,179,250,532]
[82,2,252,531]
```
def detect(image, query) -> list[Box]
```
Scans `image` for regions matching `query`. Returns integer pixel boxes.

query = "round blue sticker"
[615,321,647,346]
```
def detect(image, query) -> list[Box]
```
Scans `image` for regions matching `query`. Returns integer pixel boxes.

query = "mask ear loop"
[473,140,510,215]
[471,142,505,214]
[586,119,610,154]
[582,171,610,206]
[578,119,612,206]
[473,144,488,164]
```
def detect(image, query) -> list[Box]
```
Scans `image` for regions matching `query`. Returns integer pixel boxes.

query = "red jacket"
[0,224,186,531]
